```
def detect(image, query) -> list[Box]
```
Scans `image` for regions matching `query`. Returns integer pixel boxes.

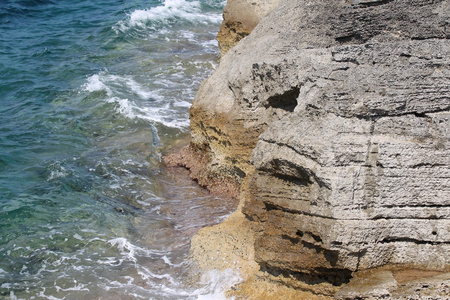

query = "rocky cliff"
[167,0,450,298]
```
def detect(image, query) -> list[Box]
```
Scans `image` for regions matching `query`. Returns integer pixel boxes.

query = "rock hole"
[264,87,300,112]
[282,234,300,245]
[351,0,394,7]
[336,33,364,44]
[311,233,323,243]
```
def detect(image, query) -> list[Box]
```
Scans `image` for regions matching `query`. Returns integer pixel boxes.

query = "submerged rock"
[173,0,450,298]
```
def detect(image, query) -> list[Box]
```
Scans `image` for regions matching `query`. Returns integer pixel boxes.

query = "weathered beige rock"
[180,0,450,297]
[217,0,281,57]
[335,267,450,299]
[335,269,398,299]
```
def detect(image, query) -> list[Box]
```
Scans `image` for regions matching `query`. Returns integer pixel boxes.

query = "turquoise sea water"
[0,0,238,298]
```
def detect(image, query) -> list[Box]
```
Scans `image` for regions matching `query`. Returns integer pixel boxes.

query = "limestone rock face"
[186,0,450,296]
[216,0,281,57]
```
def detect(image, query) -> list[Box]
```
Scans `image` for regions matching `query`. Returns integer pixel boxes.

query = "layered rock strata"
[173,0,450,297]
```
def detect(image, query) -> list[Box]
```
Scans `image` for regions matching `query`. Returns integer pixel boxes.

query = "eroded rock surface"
[180,0,450,297]
[216,0,281,57]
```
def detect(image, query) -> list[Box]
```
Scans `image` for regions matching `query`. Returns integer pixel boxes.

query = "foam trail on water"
[83,72,190,128]
[105,96,190,128]
[84,73,161,101]
[114,0,222,33]
[108,238,167,260]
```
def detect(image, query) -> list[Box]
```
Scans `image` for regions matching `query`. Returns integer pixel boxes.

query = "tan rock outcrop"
[217,0,281,57]
[173,0,450,297]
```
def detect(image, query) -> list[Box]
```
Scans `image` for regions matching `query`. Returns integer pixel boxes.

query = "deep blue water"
[0,0,238,299]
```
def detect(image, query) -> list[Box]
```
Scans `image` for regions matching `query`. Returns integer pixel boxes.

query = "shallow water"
[0,0,239,299]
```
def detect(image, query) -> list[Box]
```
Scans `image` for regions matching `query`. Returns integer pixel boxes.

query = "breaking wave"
[114,0,223,33]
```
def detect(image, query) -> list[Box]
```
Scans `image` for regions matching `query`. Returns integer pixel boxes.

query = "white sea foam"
[114,0,222,33]
[136,197,163,208]
[73,233,83,240]
[174,100,191,107]
[83,72,190,128]
[138,265,175,283]
[55,283,89,292]
[108,237,139,263]
[38,289,62,300]
[108,237,164,261]
[47,163,68,181]
[83,74,112,96]
[200,38,219,51]
[180,30,196,40]
[196,269,241,300]
[106,97,136,119]
[133,105,190,128]
[9,291,21,300]
[124,77,156,100]
[106,96,190,128]
[85,73,157,100]
[98,279,150,299]
[1,283,11,289]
